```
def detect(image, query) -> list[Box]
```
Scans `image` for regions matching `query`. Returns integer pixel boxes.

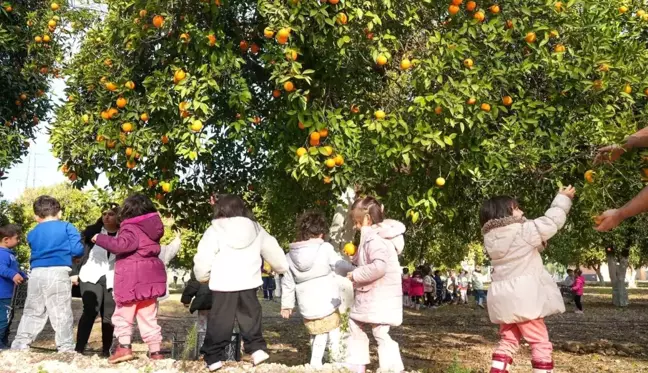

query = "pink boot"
[532,360,554,373]
[490,354,513,373]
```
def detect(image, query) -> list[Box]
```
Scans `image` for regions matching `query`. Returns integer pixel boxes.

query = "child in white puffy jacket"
[281,211,354,369]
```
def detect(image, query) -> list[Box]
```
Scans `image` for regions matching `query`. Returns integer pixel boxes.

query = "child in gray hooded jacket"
[281,211,354,369]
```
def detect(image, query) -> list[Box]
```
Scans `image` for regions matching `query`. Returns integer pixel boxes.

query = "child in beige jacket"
[480,185,575,373]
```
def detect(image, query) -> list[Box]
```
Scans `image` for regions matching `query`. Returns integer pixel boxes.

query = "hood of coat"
[376,219,406,240]
[288,238,324,272]
[482,216,526,260]
[210,216,260,249]
[121,212,164,242]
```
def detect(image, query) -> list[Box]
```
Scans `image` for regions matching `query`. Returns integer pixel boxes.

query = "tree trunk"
[594,263,605,284]
[329,187,356,313]
[608,253,629,307]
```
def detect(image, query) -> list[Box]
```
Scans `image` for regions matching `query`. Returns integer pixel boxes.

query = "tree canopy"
[46,0,648,266]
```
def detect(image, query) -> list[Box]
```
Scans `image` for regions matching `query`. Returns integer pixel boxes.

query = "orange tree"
[0,1,89,177]
[51,0,648,264]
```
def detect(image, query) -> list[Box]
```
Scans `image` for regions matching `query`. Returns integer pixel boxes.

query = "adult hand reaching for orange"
[594,145,626,165]
[594,209,623,232]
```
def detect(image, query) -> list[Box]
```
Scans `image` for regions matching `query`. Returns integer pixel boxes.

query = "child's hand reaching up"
[559,185,576,199]
[280,309,292,319]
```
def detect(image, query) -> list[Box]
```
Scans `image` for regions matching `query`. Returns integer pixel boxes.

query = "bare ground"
[1,287,648,372]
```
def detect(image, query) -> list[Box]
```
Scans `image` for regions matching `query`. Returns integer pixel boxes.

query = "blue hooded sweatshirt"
[0,247,24,299]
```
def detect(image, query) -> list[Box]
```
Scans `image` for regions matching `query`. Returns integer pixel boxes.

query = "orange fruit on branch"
[584,170,595,183]
[480,103,491,112]
[105,82,117,91]
[525,32,536,43]
[161,135,169,144]
[502,96,513,106]
[325,158,336,168]
[277,28,290,39]
[180,33,190,43]
[272,89,281,98]
[207,34,217,46]
[466,1,477,11]
[336,13,348,25]
[474,10,486,22]
[376,55,388,66]
[51,2,60,11]
[463,58,474,68]
[191,120,204,132]
[296,147,307,157]
[451,0,463,5]
[140,113,149,122]
[619,6,628,14]
[284,81,295,92]
[554,44,566,53]
[174,69,186,84]
[489,4,500,14]
[310,132,321,142]
[153,15,164,28]
[121,122,134,133]
[400,59,412,70]
[125,81,135,90]
[467,97,476,105]
[319,128,329,138]
[116,97,127,108]
[435,106,443,115]
[264,28,274,38]
[449,5,460,15]
[334,155,344,166]
[239,40,249,52]
[623,83,632,94]
[374,110,386,120]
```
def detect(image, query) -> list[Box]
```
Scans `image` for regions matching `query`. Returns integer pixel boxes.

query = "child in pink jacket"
[401,268,411,308]
[409,270,424,310]
[345,196,406,373]
[571,269,585,314]
[480,185,575,373]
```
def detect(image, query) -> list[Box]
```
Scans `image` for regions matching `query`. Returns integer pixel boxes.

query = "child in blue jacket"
[0,224,27,349]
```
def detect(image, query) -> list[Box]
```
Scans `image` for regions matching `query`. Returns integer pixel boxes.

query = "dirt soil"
[1,287,648,372]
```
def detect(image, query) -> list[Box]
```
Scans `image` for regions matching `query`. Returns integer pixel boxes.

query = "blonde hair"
[350,196,385,225]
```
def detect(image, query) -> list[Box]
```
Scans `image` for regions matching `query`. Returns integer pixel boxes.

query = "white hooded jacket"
[193,217,288,292]
[281,239,355,320]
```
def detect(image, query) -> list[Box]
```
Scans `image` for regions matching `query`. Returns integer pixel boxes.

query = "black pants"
[202,289,266,365]
[262,277,274,300]
[424,292,435,307]
[574,295,583,311]
[410,295,422,305]
[75,276,115,354]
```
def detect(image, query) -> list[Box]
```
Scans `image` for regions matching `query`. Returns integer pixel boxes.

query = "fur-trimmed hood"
[481,216,526,235]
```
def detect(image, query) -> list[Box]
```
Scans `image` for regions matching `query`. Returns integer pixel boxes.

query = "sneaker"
[252,350,269,366]
[479,304,485,309]
[149,351,164,360]
[207,361,223,371]
[108,344,134,364]
[11,344,29,351]
[575,310,584,314]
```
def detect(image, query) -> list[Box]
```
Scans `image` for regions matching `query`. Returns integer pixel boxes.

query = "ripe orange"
[549,30,560,38]
[140,113,149,122]
[108,108,119,118]
[35,36,43,43]
[344,243,356,256]
[644,88,648,96]
[310,138,320,147]
[451,0,463,5]
[155,193,164,201]
[323,176,332,184]
[436,177,446,187]
[286,50,298,61]
[284,81,295,92]
[277,35,288,45]
[375,110,386,120]
[474,10,485,22]
[480,103,491,112]
[116,97,127,108]
[121,122,134,133]
[554,1,563,11]
[502,96,513,106]
[449,5,460,15]
[42,34,51,43]
[239,40,249,52]
[466,1,477,11]
[126,160,137,169]
[584,170,595,183]
[296,147,307,157]
[329,0,339,4]
[161,135,169,144]
[191,120,204,132]
[174,69,186,84]
[19,93,27,101]
[505,20,514,29]
[298,122,306,130]
[435,106,443,115]
[105,82,117,91]
[623,83,632,94]
[250,43,260,54]
[351,104,360,114]
[490,4,500,14]
[334,155,344,166]
[554,44,566,53]
[51,2,60,11]
[325,159,336,168]
[68,172,77,181]
[207,34,217,46]
[125,147,134,157]
[336,13,348,25]
[319,128,329,138]
[264,28,274,38]
[180,33,190,43]
[310,132,321,142]
[619,6,628,14]
[525,32,537,43]
[147,179,157,188]
[323,146,333,156]
[467,97,476,105]
[125,81,135,90]
[139,9,147,18]
[277,28,290,39]
[4,5,12,12]
[49,19,57,28]
[463,58,474,68]
[376,55,388,66]
[400,59,412,70]
[272,89,281,98]
[96,134,105,142]
[593,79,603,90]
[598,64,610,72]
[101,111,110,120]
[153,15,164,28]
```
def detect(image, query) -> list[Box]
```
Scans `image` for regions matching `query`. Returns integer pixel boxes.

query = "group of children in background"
[401,267,488,309]
[0,184,591,373]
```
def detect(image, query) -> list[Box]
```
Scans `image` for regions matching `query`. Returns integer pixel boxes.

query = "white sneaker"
[207,361,223,371]
[252,350,269,366]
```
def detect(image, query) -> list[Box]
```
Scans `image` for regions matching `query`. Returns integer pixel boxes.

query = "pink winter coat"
[350,219,406,326]
[402,275,411,294]
[409,276,424,297]
[571,275,585,296]
[482,194,571,324]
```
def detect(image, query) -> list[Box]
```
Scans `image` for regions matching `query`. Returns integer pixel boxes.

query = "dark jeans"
[474,289,486,305]
[424,292,435,307]
[75,277,115,354]
[202,289,266,365]
[0,298,12,349]
[574,295,583,311]
[262,277,274,300]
